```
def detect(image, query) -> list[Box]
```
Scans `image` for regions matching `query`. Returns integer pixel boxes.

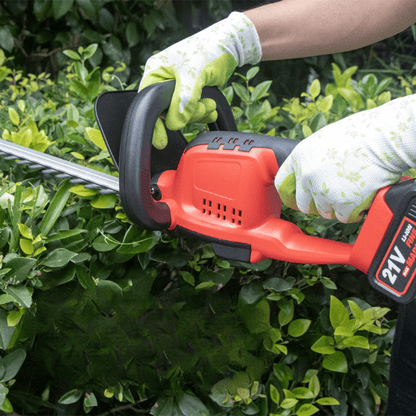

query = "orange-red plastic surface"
[156,143,394,271]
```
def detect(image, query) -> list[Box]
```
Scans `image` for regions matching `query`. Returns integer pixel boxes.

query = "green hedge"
[0,38,411,415]
[1,1,416,415]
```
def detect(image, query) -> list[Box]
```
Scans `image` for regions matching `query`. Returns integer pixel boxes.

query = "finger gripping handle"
[119,80,237,230]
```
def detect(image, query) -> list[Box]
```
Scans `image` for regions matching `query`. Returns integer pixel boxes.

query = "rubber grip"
[118,80,237,230]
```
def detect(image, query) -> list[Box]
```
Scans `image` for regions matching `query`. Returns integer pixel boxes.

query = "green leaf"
[309,111,326,132]
[47,229,87,242]
[232,82,250,102]
[0,349,26,382]
[8,108,19,126]
[19,239,33,256]
[53,0,74,19]
[309,79,321,100]
[278,299,294,326]
[180,271,195,286]
[42,248,78,268]
[0,397,13,413]
[58,388,83,405]
[92,234,119,252]
[317,95,333,113]
[339,335,369,349]
[90,194,116,209]
[70,79,89,100]
[3,285,33,309]
[291,387,314,399]
[239,281,263,305]
[17,223,32,240]
[84,127,106,150]
[150,397,181,416]
[83,44,98,60]
[350,388,376,416]
[0,383,8,406]
[0,309,15,350]
[102,35,123,61]
[329,296,350,329]
[281,398,298,409]
[98,8,115,31]
[3,257,36,284]
[246,66,260,81]
[322,351,348,373]
[177,392,210,416]
[251,80,272,101]
[117,227,159,255]
[75,265,96,291]
[87,67,101,100]
[63,50,81,61]
[316,397,340,406]
[270,384,280,405]
[91,280,123,312]
[302,124,313,138]
[311,335,335,355]
[334,323,355,337]
[39,181,72,237]
[288,319,311,337]
[70,185,97,197]
[76,0,98,20]
[240,298,270,334]
[296,403,319,416]
[195,281,216,290]
[273,363,293,389]
[308,374,320,398]
[0,27,14,52]
[126,22,139,47]
[84,392,98,408]
[374,77,392,96]
[263,277,294,292]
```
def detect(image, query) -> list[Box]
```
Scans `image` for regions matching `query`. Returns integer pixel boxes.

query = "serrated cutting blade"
[0,138,119,194]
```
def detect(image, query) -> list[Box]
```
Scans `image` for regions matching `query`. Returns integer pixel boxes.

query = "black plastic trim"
[185,131,298,167]
[175,225,252,262]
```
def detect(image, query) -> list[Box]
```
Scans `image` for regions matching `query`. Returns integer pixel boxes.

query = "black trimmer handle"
[119,80,237,230]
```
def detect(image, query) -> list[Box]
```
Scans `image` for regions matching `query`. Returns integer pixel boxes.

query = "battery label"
[376,217,416,296]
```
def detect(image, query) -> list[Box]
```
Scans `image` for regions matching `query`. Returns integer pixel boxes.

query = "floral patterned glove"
[275,95,416,223]
[139,12,262,149]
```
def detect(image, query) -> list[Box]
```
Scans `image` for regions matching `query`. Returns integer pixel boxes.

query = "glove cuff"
[222,12,262,67]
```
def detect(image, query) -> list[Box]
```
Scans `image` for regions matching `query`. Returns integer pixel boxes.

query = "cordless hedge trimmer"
[1,81,416,303]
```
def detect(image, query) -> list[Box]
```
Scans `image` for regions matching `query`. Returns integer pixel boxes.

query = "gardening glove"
[275,94,416,223]
[139,11,262,149]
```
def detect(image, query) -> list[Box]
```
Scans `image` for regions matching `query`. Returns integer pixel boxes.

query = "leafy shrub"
[0,0,184,82]
[0,40,411,416]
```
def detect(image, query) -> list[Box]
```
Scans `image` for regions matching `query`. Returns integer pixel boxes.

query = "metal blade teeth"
[0,140,119,194]
[98,188,115,195]
[69,179,86,184]
[84,183,100,189]
[41,168,57,175]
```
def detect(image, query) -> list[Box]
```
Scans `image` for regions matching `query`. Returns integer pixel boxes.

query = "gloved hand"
[139,12,262,149]
[275,95,416,223]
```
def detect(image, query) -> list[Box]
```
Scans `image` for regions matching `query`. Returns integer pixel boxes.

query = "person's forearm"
[244,0,416,60]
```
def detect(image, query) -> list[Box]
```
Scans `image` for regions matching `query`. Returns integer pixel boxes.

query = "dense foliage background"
[0,0,416,415]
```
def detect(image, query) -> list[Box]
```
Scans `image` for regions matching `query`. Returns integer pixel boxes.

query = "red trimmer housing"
[95,81,416,304]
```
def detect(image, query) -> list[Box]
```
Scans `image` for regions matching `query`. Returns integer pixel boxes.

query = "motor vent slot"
[202,199,242,225]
